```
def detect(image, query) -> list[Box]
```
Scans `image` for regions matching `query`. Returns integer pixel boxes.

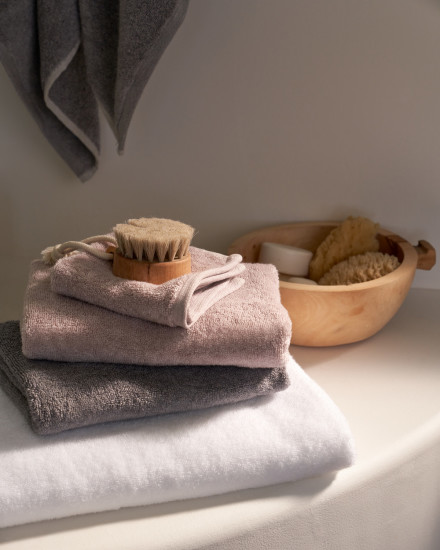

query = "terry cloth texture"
[0,321,290,435]
[51,247,246,328]
[0,0,189,181]
[21,259,292,368]
[0,356,355,529]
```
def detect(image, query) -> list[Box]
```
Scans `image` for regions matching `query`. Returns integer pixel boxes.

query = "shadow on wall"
[0,190,17,257]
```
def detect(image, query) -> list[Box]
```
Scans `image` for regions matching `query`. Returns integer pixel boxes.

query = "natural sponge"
[319,252,400,285]
[308,216,380,282]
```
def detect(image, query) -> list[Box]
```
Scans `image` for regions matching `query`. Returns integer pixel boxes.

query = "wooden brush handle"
[108,247,191,284]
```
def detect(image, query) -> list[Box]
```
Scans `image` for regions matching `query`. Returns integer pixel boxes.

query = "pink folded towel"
[21,258,292,368]
[51,247,246,328]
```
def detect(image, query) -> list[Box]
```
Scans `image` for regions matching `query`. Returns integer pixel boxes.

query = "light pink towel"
[51,247,246,328]
[21,259,292,368]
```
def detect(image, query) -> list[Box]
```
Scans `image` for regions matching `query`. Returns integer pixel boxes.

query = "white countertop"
[1,288,439,549]
[295,288,440,462]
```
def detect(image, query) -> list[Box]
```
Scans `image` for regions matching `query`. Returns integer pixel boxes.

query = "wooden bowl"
[229,222,436,347]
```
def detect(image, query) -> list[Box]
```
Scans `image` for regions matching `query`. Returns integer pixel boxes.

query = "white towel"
[0,357,355,529]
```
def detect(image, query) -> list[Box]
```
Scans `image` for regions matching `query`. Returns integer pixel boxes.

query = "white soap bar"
[258,242,313,276]
[287,276,318,285]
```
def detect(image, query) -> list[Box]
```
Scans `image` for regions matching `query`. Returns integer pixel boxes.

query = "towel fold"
[0,356,355,528]
[0,0,189,181]
[0,321,290,435]
[51,247,246,328]
[79,0,189,153]
[0,0,99,181]
[22,258,292,368]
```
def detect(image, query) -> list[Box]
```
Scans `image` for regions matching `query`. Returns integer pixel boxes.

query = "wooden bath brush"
[110,218,194,283]
[41,217,195,284]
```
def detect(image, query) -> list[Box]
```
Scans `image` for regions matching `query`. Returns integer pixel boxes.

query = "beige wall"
[1,0,439,318]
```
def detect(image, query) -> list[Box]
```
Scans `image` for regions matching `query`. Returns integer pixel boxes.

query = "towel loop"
[41,235,117,265]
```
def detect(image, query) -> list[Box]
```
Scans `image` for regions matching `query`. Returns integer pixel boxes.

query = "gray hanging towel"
[79,0,189,153]
[0,0,99,181]
[0,0,189,181]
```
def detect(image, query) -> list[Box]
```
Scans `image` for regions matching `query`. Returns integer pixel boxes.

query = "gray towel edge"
[115,0,190,152]
[0,43,98,182]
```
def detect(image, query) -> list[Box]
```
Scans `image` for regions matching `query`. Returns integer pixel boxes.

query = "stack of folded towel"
[0,245,355,528]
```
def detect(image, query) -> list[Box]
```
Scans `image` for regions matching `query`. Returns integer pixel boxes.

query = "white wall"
[1,0,439,319]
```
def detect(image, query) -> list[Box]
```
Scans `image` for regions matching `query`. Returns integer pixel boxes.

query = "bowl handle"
[414,240,436,270]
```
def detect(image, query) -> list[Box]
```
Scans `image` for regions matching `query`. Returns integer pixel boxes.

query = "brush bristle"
[113,218,195,262]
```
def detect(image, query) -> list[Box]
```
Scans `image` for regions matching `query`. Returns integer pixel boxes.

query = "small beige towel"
[51,247,246,328]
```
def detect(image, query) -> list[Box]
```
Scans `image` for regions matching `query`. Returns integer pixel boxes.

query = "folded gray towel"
[0,322,290,435]
[0,0,189,181]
